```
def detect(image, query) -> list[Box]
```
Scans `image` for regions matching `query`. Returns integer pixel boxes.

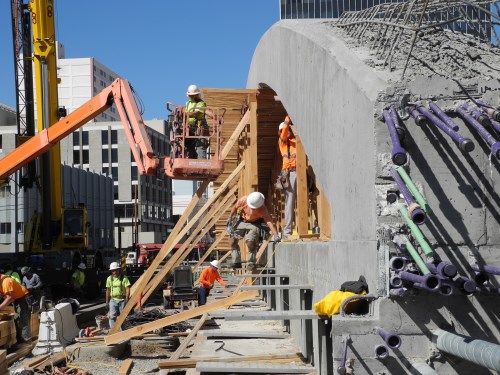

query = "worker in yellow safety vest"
[185,84,209,159]
[71,262,86,298]
[4,264,21,285]
[277,115,297,238]
[105,262,131,329]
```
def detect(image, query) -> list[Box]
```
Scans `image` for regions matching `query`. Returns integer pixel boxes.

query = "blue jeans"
[109,299,125,329]
[198,286,211,306]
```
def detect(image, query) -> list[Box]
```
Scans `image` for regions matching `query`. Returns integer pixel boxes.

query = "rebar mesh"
[334,1,500,79]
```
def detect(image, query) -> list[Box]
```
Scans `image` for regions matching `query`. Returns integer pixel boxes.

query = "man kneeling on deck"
[198,260,225,306]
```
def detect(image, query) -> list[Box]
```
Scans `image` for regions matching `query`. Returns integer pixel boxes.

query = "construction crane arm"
[0,78,160,182]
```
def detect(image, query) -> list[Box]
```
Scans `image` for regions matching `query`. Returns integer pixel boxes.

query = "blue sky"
[0,0,279,119]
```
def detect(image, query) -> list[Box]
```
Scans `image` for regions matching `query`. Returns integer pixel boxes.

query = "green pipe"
[403,236,430,275]
[396,166,431,213]
[398,205,434,257]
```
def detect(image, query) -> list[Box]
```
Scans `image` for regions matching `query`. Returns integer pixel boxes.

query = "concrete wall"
[249,20,500,374]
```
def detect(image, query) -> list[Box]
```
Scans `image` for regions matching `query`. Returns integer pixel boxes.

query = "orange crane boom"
[0,78,161,181]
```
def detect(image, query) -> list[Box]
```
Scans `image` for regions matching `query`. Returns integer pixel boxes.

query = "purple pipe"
[389,288,406,297]
[429,102,460,131]
[416,105,475,152]
[455,276,477,295]
[375,344,389,359]
[389,168,426,225]
[439,283,454,296]
[389,106,406,141]
[390,257,406,272]
[471,263,500,276]
[473,271,490,285]
[338,337,349,374]
[383,109,408,165]
[375,327,402,349]
[487,117,500,135]
[400,271,441,292]
[477,100,500,122]
[426,261,458,278]
[461,102,492,128]
[390,275,403,288]
[409,106,427,126]
[456,105,500,160]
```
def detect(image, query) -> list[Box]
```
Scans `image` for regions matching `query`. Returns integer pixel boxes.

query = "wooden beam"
[295,135,309,235]
[111,163,244,334]
[221,110,250,159]
[159,353,303,369]
[219,250,231,263]
[118,359,133,375]
[141,197,236,302]
[167,313,208,363]
[105,291,258,345]
[249,98,259,190]
[32,351,66,370]
[192,232,227,272]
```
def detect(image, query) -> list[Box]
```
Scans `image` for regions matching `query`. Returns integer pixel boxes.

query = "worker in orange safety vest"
[278,115,297,238]
[198,260,225,305]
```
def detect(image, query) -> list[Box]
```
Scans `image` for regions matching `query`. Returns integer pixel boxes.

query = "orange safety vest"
[278,116,296,171]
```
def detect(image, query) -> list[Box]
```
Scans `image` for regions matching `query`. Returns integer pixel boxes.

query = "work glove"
[272,235,281,243]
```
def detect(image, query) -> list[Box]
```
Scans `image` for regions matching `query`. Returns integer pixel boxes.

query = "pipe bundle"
[409,103,474,152]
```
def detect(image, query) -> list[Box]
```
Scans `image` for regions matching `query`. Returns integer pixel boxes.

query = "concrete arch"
[248,20,395,243]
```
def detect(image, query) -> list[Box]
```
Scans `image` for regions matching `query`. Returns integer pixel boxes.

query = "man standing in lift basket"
[198,260,225,306]
[227,191,280,270]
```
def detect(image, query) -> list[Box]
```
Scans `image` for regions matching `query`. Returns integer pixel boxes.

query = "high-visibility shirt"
[278,116,296,171]
[198,267,225,289]
[5,271,21,285]
[235,196,272,223]
[72,270,85,287]
[0,274,29,300]
[186,99,206,126]
[106,275,131,300]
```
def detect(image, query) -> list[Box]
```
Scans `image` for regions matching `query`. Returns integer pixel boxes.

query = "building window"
[131,166,138,180]
[111,130,118,144]
[73,132,79,146]
[73,150,80,164]
[111,149,118,163]
[82,131,89,146]
[114,185,118,200]
[101,130,108,144]
[82,150,89,164]
[102,149,109,163]
[16,222,23,234]
[100,80,105,87]
[112,167,118,181]
[0,222,11,234]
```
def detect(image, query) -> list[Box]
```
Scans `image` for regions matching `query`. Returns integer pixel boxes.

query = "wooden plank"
[6,342,35,365]
[192,233,227,272]
[249,98,259,191]
[219,250,231,263]
[118,359,133,375]
[33,351,66,370]
[105,291,258,345]
[24,353,51,369]
[112,164,244,333]
[221,110,250,159]
[167,313,208,364]
[159,352,303,369]
[141,196,236,302]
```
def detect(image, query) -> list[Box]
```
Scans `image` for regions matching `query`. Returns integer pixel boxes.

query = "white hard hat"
[186,84,200,96]
[279,122,286,130]
[109,262,121,271]
[78,262,86,270]
[247,192,265,209]
[210,260,219,269]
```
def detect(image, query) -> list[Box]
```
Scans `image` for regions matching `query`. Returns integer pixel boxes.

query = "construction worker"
[4,264,21,285]
[185,84,209,159]
[0,272,31,344]
[21,266,43,308]
[227,192,280,269]
[198,260,225,306]
[278,115,297,238]
[105,262,131,329]
[71,262,86,298]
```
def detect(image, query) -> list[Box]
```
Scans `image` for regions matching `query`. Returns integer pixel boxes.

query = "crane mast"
[29,0,62,250]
